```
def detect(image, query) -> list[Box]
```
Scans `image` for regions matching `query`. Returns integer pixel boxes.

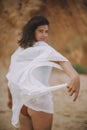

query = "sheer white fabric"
[6,41,68,128]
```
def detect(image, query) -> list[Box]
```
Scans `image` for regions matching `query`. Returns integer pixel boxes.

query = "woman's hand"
[58,61,80,101]
[67,75,80,102]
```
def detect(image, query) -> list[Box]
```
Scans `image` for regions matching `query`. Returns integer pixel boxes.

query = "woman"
[6,16,80,130]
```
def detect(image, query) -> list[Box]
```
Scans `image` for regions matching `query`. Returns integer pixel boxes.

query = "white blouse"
[6,41,68,128]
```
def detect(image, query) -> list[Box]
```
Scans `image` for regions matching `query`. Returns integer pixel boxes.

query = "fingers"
[67,86,72,92]
[67,86,79,102]
[67,76,80,102]
[67,86,74,95]
[69,89,75,96]
[73,92,78,102]
[73,90,79,102]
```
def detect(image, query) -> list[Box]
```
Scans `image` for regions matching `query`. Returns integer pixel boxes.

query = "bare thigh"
[19,106,33,130]
[27,108,53,130]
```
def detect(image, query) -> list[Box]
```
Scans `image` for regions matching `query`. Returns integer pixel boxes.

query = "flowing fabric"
[6,41,68,127]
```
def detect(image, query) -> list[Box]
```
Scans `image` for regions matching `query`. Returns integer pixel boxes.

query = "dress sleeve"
[43,41,68,62]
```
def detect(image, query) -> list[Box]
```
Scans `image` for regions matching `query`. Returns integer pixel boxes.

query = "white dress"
[6,41,68,128]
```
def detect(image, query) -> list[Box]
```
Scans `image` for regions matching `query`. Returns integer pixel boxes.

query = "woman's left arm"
[58,61,80,102]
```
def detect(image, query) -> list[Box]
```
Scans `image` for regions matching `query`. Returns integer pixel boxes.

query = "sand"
[0,65,87,130]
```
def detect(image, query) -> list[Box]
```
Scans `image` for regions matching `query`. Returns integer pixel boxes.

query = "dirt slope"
[0,0,87,67]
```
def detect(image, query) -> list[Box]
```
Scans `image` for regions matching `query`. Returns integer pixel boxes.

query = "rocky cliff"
[0,0,87,67]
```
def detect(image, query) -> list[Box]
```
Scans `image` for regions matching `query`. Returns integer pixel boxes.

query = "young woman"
[6,16,80,130]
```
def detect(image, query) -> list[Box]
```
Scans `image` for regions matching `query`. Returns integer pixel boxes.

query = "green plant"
[73,64,87,74]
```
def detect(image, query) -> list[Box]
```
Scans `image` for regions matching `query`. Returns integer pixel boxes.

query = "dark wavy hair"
[18,16,49,48]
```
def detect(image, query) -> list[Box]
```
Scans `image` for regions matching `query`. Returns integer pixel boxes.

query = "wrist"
[70,73,80,80]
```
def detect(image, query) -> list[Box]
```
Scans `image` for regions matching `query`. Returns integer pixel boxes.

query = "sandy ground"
[0,64,87,130]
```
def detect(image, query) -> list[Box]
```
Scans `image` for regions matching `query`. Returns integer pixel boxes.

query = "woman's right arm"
[58,61,80,102]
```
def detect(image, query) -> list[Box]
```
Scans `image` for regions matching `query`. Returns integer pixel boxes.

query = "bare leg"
[27,108,53,130]
[7,88,12,109]
[19,106,33,130]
